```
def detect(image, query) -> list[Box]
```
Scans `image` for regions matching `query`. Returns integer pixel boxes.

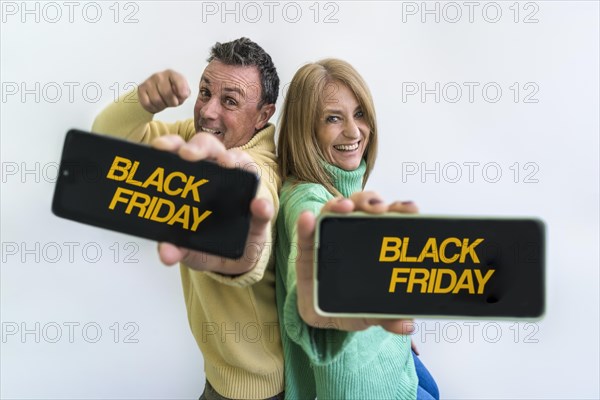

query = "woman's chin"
[334,159,362,171]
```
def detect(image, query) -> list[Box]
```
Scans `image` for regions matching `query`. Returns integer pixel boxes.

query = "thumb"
[247,198,273,238]
[296,211,316,286]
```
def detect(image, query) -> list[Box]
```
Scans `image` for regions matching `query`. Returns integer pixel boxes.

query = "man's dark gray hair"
[208,37,279,107]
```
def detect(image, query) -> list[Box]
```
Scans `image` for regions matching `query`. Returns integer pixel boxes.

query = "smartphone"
[314,213,545,319]
[52,129,258,259]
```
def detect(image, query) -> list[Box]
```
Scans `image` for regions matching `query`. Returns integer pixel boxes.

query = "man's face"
[194,60,270,149]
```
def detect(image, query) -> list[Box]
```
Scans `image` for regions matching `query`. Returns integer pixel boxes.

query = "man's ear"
[255,103,276,130]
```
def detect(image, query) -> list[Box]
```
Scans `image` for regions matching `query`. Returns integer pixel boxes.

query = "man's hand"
[150,133,273,275]
[295,192,419,335]
[138,70,191,114]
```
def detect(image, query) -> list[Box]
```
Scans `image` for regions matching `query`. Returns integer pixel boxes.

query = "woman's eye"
[355,110,364,118]
[326,115,340,123]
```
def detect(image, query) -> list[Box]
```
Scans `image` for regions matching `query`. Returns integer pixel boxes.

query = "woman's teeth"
[334,142,359,151]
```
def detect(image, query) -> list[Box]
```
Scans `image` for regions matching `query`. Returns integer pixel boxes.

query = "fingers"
[248,198,274,235]
[226,149,255,169]
[177,132,230,163]
[244,198,274,263]
[348,191,388,213]
[240,198,274,269]
[138,70,190,114]
[159,242,223,273]
[320,193,388,217]
[139,80,169,113]
[388,200,419,214]
[176,134,256,172]
[321,197,355,214]
[169,71,191,101]
[297,211,316,261]
[376,319,415,335]
[321,193,418,217]
[150,134,186,152]
[295,211,318,323]
[177,134,222,162]
[178,133,248,164]
[157,242,186,266]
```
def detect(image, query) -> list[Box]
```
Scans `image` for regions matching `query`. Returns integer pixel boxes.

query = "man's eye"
[224,97,238,107]
[199,89,210,100]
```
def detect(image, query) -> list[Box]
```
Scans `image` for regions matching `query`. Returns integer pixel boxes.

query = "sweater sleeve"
[91,89,195,143]
[281,185,358,364]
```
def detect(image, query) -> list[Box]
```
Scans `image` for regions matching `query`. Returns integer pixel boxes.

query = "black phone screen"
[316,214,545,319]
[52,129,258,259]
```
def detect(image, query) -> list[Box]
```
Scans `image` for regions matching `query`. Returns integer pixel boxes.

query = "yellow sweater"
[92,91,283,399]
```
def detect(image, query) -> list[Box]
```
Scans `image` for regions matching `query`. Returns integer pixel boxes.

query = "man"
[92,38,283,400]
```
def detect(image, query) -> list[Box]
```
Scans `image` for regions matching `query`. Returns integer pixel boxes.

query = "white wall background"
[1,1,598,399]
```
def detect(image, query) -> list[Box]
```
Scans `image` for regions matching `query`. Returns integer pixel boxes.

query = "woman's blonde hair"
[277,58,378,196]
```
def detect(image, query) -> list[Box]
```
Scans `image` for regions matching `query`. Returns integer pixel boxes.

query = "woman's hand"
[295,191,419,334]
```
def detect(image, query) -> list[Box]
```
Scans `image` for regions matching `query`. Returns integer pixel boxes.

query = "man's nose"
[200,96,220,120]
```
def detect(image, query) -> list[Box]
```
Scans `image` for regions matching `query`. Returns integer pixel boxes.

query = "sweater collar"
[323,159,366,197]
[235,123,275,153]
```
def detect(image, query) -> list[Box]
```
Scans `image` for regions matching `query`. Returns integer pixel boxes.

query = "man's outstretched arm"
[92,70,194,143]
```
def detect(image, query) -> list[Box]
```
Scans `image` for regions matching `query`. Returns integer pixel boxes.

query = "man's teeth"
[201,127,222,135]
[334,143,359,151]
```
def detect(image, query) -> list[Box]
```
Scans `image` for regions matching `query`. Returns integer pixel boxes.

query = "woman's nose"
[343,119,361,139]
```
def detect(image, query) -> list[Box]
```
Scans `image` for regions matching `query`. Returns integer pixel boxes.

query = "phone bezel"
[313,212,546,321]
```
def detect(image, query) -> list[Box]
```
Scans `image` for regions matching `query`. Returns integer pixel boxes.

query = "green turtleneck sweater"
[275,160,418,399]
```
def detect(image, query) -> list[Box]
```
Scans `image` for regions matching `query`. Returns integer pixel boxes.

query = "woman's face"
[315,81,370,171]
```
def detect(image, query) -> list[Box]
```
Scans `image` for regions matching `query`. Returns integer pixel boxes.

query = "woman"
[275,59,439,399]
